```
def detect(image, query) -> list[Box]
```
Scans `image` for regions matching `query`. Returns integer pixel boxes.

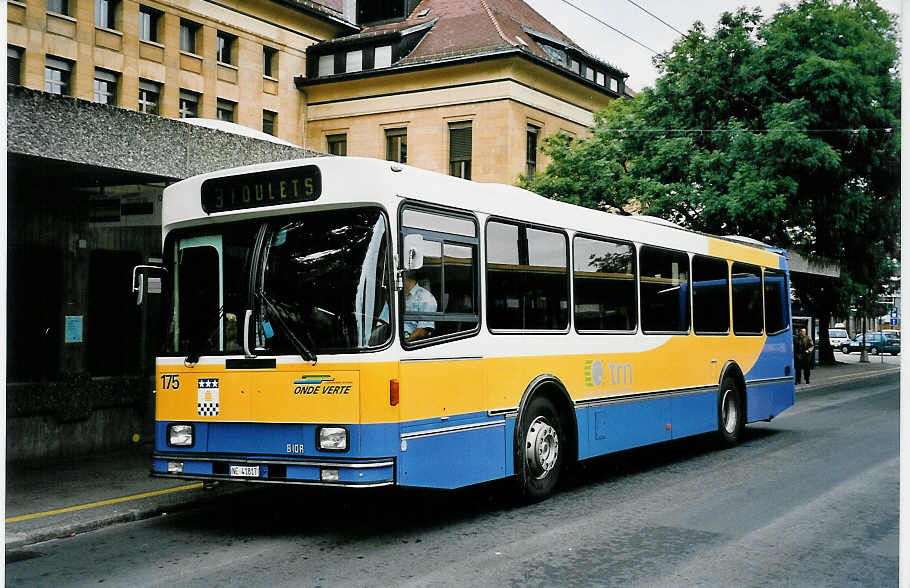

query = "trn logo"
[585,359,632,387]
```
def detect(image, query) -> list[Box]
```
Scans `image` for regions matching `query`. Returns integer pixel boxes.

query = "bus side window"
[401,206,479,345]
[692,255,730,335]
[639,246,690,334]
[764,268,789,334]
[732,262,764,335]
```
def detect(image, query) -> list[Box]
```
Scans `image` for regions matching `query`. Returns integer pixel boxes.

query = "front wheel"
[516,396,564,501]
[717,377,744,447]
[841,346,850,354]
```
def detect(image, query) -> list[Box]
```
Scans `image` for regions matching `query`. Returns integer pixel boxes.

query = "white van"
[829,328,849,347]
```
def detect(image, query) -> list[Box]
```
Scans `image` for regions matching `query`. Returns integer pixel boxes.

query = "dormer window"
[346,50,363,73]
[375,45,392,68]
[541,44,565,64]
[318,54,334,76]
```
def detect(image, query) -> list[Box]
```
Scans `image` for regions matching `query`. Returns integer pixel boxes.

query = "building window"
[95,0,119,29]
[346,49,363,73]
[449,122,472,180]
[318,54,334,77]
[138,6,161,43]
[217,31,236,65]
[180,19,200,54]
[262,110,276,135]
[526,124,540,180]
[596,72,605,86]
[47,0,68,15]
[385,128,407,164]
[327,133,347,156]
[93,68,119,105]
[568,58,580,74]
[263,46,278,77]
[375,45,392,68]
[179,89,199,118]
[45,56,72,95]
[138,79,161,114]
[8,46,23,85]
[610,77,619,92]
[216,99,235,122]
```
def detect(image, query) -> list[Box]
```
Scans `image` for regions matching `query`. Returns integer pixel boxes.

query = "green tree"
[523,0,900,363]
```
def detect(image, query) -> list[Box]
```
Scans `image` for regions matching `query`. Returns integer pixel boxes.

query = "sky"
[524,0,902,91]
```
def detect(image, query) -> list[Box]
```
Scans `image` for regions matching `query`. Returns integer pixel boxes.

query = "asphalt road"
[7,375,898,587]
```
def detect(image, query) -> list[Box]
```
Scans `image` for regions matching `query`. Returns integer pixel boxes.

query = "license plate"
[229,465,260,477]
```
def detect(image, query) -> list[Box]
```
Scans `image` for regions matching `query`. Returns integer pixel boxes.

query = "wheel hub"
[722,389,738,434]
[525,416,559,479]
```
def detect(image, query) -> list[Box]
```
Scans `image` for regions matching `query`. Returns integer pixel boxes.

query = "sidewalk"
[5,355,900,551]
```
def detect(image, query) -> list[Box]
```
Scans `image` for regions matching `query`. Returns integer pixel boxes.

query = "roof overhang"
[269,0,359,34]
[295,47,625,99]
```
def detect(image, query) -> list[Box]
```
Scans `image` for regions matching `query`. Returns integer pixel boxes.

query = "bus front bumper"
[151,454,395,487]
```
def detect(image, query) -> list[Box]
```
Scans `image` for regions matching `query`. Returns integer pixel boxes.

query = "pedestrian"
[794,327,814,384]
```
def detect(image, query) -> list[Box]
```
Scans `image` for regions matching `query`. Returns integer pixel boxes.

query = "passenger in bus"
[403,272,437,341]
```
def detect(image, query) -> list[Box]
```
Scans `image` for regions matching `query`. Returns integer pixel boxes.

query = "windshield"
[829,329,847,338]
[161,207,392,357]
[258,208,391,354]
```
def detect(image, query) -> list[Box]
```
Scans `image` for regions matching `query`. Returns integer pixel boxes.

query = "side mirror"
[403,234,424,271]
[132,264,166,305]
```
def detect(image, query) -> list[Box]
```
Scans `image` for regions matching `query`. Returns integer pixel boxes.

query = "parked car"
[828,328,849,348]
[839,332,901,355]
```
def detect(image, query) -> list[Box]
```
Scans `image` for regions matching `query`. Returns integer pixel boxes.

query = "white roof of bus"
[162,157,785,266]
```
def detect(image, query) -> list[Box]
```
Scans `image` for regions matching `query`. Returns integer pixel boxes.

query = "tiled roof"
[362,0,627,78]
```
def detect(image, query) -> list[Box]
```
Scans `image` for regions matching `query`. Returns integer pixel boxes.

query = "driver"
[403,273,437,341]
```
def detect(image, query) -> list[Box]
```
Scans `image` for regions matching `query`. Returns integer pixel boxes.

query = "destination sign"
[201,165,322,213]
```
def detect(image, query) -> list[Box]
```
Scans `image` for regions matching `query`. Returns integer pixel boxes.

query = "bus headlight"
[168,424,194,447]
[317,426,348,451]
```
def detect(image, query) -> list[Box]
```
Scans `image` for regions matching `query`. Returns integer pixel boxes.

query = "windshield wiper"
[185,305,225,365]
[256,290,318,363]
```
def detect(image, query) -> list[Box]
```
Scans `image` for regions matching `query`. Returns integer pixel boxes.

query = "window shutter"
[449,125,472,161]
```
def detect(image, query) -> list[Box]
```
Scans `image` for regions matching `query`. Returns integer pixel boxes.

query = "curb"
[797,367,900,394]
[5,484,247,551]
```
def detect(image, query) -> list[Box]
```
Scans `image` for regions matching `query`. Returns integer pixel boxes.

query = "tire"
[869,347,879,355]
[516,396,564,501]
[717,376,744,447]
[891,352,899,356]
[841,346,850,354]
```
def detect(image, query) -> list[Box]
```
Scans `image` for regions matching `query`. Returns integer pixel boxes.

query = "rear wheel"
[516,396,564,501]
[717,376,744,447]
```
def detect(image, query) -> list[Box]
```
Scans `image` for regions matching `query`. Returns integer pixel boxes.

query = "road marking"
[5,483,203,523]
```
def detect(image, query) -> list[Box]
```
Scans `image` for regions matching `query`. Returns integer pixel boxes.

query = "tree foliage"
[522,0,900,350]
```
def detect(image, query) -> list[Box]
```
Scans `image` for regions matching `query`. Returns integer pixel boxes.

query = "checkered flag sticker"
[197,378,220,416]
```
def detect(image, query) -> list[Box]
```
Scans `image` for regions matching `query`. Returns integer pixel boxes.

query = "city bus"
[148,156,794,500]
